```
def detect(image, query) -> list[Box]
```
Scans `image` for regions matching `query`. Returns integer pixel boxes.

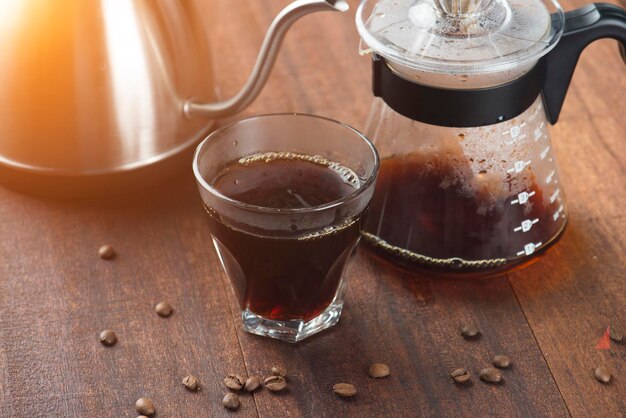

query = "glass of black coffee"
[193,114,378,342]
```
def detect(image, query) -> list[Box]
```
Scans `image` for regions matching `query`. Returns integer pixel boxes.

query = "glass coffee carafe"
[356,0,626,276]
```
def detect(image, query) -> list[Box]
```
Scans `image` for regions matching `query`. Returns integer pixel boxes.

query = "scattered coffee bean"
[155,301,173,318]
[271,366,287,377]
[368,363,390,378]
[99,330,117,347]
[450,368,471,383]
[609,325,623,342]
[479,367,502,384]
[224,374,245,391]
[594,366,612,384]
[222,392,240,410]
[98,244,115,260]
[333,383,357,398]
[182,375,199,391]
[461,324,480,339]
[244,376,261,392]
[134,397,155,416]
[264,375,287,392]
[492,355,511,369]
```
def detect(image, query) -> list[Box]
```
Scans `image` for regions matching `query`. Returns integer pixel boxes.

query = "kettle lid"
[356,0,565,76]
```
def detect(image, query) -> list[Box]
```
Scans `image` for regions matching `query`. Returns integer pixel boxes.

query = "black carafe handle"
[542,3,626,124]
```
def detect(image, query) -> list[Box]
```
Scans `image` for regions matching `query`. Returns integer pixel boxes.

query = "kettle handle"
[542,3,626,124]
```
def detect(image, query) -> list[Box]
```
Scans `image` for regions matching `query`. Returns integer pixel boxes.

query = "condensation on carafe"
[363,97,568,273]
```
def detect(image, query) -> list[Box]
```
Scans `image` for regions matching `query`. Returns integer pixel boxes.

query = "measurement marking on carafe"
[553,204,565,221]
[503,124,528,145]
[510,190,536,205]
[545,169,556,184]
[530,105,543,120]
[534,122,545,142]
[550,188,561,204]
[507,160,531,174]
[517,242,543,256]
[514,218,539,232]
[540,146,550,160]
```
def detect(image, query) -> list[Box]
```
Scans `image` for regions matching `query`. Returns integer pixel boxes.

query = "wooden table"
[1,1,624,416]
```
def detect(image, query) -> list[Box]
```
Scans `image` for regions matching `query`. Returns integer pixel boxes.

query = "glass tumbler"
[193,114,379,342]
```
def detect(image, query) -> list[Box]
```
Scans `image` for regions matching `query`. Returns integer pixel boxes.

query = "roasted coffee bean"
[244,376,261,392]
[492,355,511,369]
[182,375,199,391]
[368,363,390,378]
[271,366,287,377]
[461,324,480,339]
[610,325,623,342]
[264,375,287,392]
[479,367,502,384]
[224,374,245,391]
[134,397,155,416]
[450,368,471,383]
[155,301,173,318]
[98,245,115,260]
[333,383,357,398]
[99,330,117,347]
[222,393,240,410]
[594,366,612,384]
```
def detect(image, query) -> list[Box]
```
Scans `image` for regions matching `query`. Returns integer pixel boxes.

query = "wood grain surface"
[1,0,624,417]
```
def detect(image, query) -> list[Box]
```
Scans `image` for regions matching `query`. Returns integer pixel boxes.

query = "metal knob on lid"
[436,0,493,16]
[432,0,506,36]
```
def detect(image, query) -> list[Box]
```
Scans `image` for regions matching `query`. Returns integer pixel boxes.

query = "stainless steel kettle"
[0,0,348,179]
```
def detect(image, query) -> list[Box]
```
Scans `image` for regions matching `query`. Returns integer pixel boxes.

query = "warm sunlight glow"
[0,0,26,78]
[101,0,156,157]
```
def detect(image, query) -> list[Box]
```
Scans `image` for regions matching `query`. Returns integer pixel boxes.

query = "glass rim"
[192,113,380,214]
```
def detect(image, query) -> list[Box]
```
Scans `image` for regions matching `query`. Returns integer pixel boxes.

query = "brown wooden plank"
[0,175,256,417]
[508,3,626,414]
[229,252,569,418]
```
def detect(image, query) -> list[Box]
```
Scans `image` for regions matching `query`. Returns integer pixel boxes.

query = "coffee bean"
[244,376,261,392]
[264,375,286,392]
[271,366,287,377]
[134,397,155,416]
[461,324,480,339]
[182,375,199,391]
[333,383,357,398]
[224,374,245,391]
[594,366,612,384]
[492,355,511,369]
[222,392,240,410]
[99,330,117,347]
[609,325,623,342]
[98,245,115,260]
[155,301,173,318]
[368,363,390,378]
[479,367,502,384]
[450,368,471,383]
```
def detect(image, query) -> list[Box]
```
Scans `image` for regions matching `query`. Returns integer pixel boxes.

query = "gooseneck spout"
[184,0,349,119]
